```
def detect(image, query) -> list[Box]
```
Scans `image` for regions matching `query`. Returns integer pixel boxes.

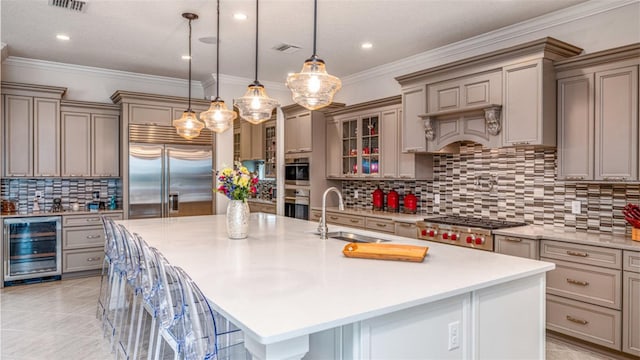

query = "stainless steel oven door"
[284,162,310,186]
[284,187,310,220]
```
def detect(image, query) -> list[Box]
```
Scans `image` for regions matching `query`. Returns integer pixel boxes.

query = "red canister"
[372,186,385,211]
[403,192,418,214]
[387,189,399,212]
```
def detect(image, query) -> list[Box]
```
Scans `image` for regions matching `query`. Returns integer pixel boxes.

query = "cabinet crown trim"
[326,95,401,117]
[60,100,120,113]
[395,37,582,85]
[1,81,67,98]
[554,43,640,72]
[110,90,211,108]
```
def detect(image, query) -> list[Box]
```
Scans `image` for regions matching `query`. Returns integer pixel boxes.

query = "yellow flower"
[222,168,233,176]
[240,166,250,175]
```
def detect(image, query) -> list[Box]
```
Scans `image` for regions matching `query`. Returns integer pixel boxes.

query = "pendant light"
[234,0,278,125]
[173,13,205,140]
[200,0,237,133]
[286,0,341,110]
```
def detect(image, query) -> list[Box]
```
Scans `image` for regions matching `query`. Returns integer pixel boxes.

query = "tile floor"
[0,276,620,360]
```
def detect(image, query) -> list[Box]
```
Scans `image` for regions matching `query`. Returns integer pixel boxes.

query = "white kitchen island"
[118,213,554,360]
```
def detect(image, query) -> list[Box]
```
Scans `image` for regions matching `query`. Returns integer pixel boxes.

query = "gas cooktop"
[423,216,527,230]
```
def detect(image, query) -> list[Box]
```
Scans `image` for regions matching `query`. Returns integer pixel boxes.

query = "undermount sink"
[326,231,391,243]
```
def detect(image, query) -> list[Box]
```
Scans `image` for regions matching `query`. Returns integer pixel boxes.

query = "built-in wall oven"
[3,216,62,285]
[285,158,310,186]
[284,188,309,220]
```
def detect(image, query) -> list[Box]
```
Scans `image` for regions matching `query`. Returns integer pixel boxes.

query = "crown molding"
[342,0,637,87]
[216,73,289,92]
[2,56,204,89]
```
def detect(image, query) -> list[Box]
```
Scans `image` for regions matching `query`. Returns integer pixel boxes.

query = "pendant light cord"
[216,0,221,98]
[312,0,317,57]
[254,0,259,83]
[188,17,193,111]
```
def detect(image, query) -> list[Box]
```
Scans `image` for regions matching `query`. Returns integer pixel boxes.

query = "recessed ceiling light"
[233,13,247,20]
[181,55,191,60]
[56,34,70,41]
[361,42,373,49]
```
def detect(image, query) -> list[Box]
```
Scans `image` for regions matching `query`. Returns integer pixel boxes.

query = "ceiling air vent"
[272,43,301,54]
[48,0,87,13]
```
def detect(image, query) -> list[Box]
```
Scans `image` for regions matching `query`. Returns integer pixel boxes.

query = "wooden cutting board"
[342,242,429,262]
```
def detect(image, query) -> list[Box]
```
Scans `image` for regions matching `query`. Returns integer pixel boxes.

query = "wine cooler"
[3,216,62,284]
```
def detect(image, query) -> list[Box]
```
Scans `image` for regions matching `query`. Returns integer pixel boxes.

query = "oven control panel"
[416,222,493,251]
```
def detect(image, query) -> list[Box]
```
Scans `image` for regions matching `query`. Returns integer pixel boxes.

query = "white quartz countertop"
[494,225,640,251]
[118,214,553,345]
[311,206,426,222]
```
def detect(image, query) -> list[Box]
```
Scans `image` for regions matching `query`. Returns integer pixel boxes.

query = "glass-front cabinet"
[264,120,276,178]
[338,113,381,177]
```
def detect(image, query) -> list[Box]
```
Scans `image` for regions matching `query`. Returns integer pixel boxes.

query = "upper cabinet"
[395,38,583,152]
[556,44,640,181]
[264,120,277,178]
[325,96,432,180]
[2,82,66,177]
[285,109,312,154]
[60,101,121,177]
[237,119,264,161]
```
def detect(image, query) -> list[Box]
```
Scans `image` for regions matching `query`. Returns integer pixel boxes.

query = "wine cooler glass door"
[4,216,62,282]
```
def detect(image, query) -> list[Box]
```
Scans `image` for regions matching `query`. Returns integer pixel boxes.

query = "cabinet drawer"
[365,217,395,234]
[394,222,417,239]
[540,240,621,269]
[63,248,104,273]
[310,209,322,222]
[63,213,123,227]
[547,294,621,351]
[326,213,364,228]
[494,235,539,259]
[63,226,105,249]
[544,258,621,309]
[624,250,640,273]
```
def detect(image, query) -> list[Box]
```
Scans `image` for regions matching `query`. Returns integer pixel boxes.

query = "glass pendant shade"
[235,81,278,125]
[287,55,342,110]
[173,110,204,140]
[200,97,236,133]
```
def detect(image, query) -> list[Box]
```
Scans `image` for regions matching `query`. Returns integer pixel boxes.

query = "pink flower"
[251,177,259,185]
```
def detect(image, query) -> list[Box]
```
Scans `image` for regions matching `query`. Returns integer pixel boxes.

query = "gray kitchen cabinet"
[285,110,312,154]
[325,117,342,178]
[555,44,640,182]
[61,101,121,177]
[237,120,265,161]
[61,112,91,177]
[427,70,501,113]
[502,59,556,147]
[251,121,264,160]
[623,250,640,357]
[594,65,638,181]
[92,114,120,177]
[62,212,123,274]
[239,120,252,160]
[557,74,594,181]
[494,235,539,260]
[401,85,427,153]
[264,120,276,178]
[2,82,65,177]
[129,103,173,126]
[383,107,434,180]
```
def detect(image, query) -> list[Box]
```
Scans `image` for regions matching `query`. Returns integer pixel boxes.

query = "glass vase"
[226,200,249,239]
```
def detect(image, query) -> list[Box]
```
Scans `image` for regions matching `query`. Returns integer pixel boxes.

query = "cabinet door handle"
[511,141,530,145]
[566,278,589,286]
[85,218,101,222]
[564,176,584,180]
[329,216,339,220]
[350,219,360,223]
[376,223,388,228]
[566,315,588,325]
[86,257,101,262]
[566,250,588,257]
[602,176,626,181]
[505,238,522,242]
[86,235,102,239]
[398,223,412,227]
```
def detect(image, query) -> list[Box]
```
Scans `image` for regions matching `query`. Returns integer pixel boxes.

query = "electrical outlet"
[448,321,460,350]
[354,190,359,199]
[35,191,42,199]
[571,200,581,215]
[434,194,440,205]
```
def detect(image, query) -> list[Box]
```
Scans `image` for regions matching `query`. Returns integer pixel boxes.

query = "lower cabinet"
[494,235,538,259]
[248,201,276,215]
[623,250,640,356]
[62,212,123,274]
[394,222,417,239]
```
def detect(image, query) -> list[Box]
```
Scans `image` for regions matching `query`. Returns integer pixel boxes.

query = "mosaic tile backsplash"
[342,143,639,235]
[1,178,122,213]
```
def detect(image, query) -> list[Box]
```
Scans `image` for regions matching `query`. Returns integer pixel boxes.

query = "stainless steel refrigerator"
[129,143,213,219]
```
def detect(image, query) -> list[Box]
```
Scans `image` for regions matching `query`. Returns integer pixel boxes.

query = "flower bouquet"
[216,162,259,239]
